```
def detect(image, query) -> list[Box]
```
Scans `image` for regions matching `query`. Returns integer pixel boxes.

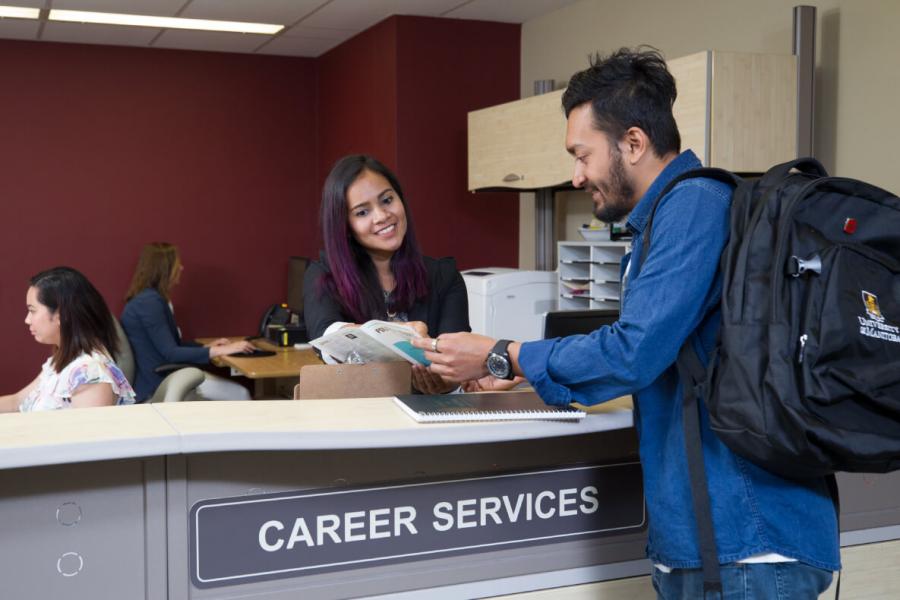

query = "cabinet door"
[468,89,572,190]
[709,52,797,172]
[670,51,798,172]
[669,51,712,166]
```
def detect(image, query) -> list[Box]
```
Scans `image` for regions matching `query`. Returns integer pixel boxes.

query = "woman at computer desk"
[0,267,136,412]
[304,154,470,394]
[120,243,254,402]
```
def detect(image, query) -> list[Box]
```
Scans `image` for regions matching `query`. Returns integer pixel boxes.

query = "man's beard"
[590,148,635,224]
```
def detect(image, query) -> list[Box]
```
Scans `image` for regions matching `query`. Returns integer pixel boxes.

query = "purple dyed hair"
[318,155,428,323]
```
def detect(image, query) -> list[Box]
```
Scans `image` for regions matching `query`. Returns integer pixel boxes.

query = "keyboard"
[228,349,276,358]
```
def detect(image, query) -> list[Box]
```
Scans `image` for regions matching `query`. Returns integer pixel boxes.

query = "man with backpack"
[415,47,839,598]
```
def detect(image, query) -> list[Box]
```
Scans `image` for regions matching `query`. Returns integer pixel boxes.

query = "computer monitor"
[543,309,619,339]
[286,256,309,316]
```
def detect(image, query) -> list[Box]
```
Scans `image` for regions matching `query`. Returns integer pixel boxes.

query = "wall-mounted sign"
[190,463,644,588]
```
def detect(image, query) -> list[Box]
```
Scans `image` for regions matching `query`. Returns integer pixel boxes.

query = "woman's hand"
[462,375,525,393]
[210,340,255,358]
[204,337,232,348]
[0,374,40,413]
[411,364,458,394]
[405,321,429,338]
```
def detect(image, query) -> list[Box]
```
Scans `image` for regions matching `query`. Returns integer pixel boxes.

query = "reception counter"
[3,399,899,599]
[0,398,651,599]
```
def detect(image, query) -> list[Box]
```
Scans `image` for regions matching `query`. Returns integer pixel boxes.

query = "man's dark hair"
[562,46,681,158]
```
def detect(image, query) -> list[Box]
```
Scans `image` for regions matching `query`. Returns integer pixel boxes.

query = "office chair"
[112,316,205,403]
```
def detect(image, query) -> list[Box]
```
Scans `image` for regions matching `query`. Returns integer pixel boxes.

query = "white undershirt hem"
[654,553,797,573]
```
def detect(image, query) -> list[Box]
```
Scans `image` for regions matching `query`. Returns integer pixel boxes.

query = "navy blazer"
[120,288,209,402]
[303,255,470,340]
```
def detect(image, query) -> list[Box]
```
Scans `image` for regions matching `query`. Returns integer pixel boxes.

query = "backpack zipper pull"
[798,334,808,364]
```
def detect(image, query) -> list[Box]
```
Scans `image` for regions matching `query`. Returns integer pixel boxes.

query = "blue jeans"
[652,562,834,599]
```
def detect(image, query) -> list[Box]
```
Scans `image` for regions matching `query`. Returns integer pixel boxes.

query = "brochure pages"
[310,320,429,365]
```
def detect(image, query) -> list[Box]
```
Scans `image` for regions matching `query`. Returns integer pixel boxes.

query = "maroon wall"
[315,16,521,270]
[0,40,319,388]
[315,18,399,188]
[396,17,520,269]
[0,17,520,390]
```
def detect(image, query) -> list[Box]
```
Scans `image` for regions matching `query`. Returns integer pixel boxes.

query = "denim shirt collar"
[626,150,702,235]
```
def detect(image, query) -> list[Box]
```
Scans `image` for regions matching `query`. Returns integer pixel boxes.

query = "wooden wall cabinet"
[467,89,571,191]
[670,50,797,173]
[467,50,798,192]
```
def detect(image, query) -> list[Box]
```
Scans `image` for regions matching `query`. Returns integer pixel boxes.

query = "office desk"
[199,337,323,397]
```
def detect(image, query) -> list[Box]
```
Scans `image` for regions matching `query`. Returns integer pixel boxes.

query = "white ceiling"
[0,0,580,57]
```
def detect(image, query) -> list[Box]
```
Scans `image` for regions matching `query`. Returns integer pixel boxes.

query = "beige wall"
[518,0,900,267]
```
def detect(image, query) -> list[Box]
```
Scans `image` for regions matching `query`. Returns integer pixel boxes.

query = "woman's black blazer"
[303,255,470,340]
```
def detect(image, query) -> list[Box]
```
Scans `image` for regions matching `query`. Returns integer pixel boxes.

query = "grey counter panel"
[169,430,646,599]
[0,458,167,600]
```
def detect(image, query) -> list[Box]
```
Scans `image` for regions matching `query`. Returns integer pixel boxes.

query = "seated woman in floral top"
[0,267,135,412]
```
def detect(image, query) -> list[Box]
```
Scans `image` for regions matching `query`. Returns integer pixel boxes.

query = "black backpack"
[639,157,900,594]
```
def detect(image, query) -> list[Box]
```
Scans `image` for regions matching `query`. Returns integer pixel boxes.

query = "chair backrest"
[151,367,205,403]
[294,362,412,400]
[111,315,136,384]
[287,256,309,316]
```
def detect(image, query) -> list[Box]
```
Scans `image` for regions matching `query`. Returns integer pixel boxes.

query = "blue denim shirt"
[519,150,840,570]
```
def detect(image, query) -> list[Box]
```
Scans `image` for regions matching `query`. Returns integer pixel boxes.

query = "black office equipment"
[543,309,619,339]
[228,349,276,358]
[265,324,307,347]
[286,256,309,316]
[257,303,292,338]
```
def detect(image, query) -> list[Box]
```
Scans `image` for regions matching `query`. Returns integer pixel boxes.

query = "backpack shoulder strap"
[635,168,741,278]
[677,341,723,597]
[633,166,740,597]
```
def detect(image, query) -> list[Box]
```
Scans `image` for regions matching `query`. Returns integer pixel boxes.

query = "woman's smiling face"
[346,169,408,259]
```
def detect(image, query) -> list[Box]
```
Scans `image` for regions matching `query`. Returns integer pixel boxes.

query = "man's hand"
[411,332,496,383]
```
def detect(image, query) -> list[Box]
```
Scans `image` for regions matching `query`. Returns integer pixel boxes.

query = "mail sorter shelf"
[557,241,630,311]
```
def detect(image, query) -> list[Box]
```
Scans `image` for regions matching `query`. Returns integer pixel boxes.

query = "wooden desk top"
[199,336,323,378]
[0,397,633,470]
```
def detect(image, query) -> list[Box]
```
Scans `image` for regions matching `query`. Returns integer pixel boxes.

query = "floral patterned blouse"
[19,351,136,412]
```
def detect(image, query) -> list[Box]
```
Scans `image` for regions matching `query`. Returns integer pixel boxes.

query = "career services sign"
[190,463,644,588]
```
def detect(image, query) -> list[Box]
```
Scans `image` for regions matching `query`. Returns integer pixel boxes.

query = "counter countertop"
[0,397,632,470]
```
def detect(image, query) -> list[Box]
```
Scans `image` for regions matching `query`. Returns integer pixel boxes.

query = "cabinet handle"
[502,173,523,182]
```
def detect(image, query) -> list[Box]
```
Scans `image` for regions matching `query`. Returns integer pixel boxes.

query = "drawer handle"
[502,173,523,182]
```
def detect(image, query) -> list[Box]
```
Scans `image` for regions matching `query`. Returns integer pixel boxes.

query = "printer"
[462,268,558,342]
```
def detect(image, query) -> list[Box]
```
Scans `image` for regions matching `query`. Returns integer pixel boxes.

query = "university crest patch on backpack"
[651,158,900,480]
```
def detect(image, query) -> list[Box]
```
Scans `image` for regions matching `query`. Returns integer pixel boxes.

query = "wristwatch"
[485,339,515,380]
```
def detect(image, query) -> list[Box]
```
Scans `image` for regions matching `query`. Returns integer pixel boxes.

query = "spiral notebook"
[393,391,586,423]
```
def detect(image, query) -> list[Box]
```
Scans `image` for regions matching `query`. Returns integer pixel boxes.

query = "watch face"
[486,353,511,379]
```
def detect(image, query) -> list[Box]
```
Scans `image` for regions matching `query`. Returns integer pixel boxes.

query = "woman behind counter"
[304,154,470,393]
[121,243,253,402]
[0,267,135,412]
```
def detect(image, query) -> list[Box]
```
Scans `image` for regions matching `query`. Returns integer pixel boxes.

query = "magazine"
[309,320,429,365]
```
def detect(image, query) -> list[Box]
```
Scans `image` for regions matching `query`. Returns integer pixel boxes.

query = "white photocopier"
[461,268,558,342]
